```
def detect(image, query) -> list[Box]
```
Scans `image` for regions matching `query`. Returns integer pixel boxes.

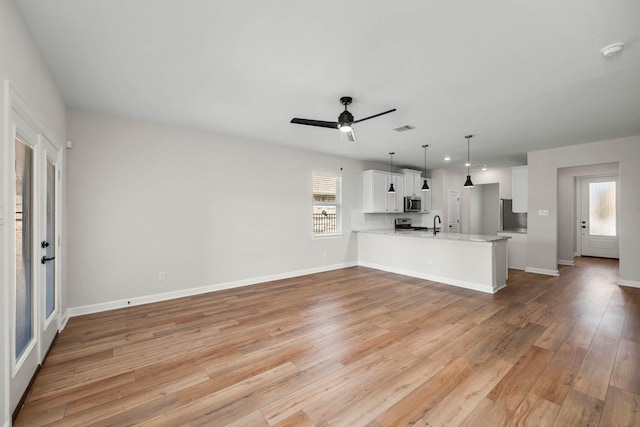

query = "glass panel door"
[15,138,34,359]
[588,181,616,236]
[45,159,56,318]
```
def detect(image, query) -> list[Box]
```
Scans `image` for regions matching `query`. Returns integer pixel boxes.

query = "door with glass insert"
[11,117,41,412]
[40,138,60,356]
[580,176,619,258]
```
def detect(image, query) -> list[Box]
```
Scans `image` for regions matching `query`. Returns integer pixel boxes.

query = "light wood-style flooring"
[15,257,640,426]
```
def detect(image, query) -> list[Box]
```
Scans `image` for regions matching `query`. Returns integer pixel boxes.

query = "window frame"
[312,171,343,238]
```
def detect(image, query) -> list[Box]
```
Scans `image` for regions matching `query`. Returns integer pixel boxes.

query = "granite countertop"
[356,228,510,242]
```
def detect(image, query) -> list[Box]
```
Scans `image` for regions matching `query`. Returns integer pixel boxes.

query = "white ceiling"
[15,0,640,172]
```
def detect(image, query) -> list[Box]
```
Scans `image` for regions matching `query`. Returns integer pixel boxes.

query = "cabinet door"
[371,171,389,212]
[512,167,528,213]
[388,175,405,212]
[421,178,432,212]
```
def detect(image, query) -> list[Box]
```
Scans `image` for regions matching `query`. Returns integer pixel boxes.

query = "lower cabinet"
[498,232,527,270]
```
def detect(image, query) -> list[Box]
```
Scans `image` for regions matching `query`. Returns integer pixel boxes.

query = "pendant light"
[388,152,396,193]
[421,145,430,191]
[463,135,474,188]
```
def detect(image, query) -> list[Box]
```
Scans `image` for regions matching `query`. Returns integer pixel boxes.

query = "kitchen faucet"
[433,215,441,236]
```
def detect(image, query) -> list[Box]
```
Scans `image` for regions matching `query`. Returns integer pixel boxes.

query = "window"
[313,173,341,235]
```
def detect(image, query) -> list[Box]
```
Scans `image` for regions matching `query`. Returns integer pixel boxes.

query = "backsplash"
[351,210,443,231]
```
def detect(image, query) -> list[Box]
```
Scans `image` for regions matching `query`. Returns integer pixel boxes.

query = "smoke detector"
[601,43,624,58]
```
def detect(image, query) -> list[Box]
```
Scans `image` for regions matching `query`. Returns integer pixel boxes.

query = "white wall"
[527,136,640,284]
[1,0,67,423]
[431,168,465,232]
[557,163,619,264]
[65,109,376,310]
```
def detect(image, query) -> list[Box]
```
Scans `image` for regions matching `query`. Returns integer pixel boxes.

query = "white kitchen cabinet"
[402,169,422,197]
[363,170,404,213]
[402,169,431,212]
[421,178,432,212]
[512,166,528,213]
[498,232,527,270]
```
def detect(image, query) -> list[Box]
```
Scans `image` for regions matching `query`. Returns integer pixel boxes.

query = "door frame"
[3,81,64,417]
[448,189,460,233]
[577,174,619,258]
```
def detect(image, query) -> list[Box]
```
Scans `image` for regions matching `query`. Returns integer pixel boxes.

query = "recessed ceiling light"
[465,162,471,167]
[481,166,488,171]
[601,42,624,58]
[444,156,451,161]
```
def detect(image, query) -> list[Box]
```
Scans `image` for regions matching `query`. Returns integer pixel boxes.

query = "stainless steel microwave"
[404,196,422,212]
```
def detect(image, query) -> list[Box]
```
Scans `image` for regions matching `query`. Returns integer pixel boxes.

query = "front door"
[40,138,61,358]
[9,102,61,415]
[580,176,619,258]
[448,190,460,233]
[11,113,40,412]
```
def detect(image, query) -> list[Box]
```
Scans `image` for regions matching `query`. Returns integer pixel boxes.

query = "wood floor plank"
[14,258,639,426]
[599,386,640,427]
[531,343,588,405]
[375,357,476,427]
[421,358,513,426]
[610,338,640,395]
[552,389,604,427]
[488,345,555,410]
[510,393,561,427]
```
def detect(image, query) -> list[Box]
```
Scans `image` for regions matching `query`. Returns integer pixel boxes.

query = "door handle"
[41,241,50,248]
[41,256,55,264]
[581,225,587,229]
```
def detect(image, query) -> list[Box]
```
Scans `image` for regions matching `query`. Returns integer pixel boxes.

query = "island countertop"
[355,229,510,242]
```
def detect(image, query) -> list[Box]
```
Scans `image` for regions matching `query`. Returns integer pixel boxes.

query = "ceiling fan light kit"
[290,96,396,142]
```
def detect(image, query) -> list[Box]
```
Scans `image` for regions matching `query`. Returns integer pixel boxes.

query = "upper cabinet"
[402,169,432,213]
[512,166,528,213]
[421,178,432,213]
[363,170,404,213]
[402,169,422,197]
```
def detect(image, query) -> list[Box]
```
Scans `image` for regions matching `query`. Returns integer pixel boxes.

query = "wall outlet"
[427,257,433,265]
[322,251,327,258]
[159,272,166,281]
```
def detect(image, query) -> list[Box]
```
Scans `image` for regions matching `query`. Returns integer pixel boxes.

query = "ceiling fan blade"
[290,118,339,129]
[347,129,356,142]
[353,108,397,124]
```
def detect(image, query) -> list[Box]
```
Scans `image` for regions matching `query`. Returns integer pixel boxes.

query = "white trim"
[59,310,70,331]
[358,261,500,294]
[65,262,357,318]
[558,259,574,266]
[525,267,560,276]
[619,279,640,289]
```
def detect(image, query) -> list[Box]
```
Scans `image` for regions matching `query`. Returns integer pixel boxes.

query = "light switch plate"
[538,209,549,216]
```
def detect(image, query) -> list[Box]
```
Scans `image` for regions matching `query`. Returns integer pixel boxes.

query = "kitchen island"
[357,229,509,294]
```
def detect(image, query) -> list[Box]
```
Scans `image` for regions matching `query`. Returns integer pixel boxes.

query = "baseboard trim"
[358,261,499,294]
[619,279,640,289]
[557,259,575,266]
[65,262,358,319]
[525,267,560,276]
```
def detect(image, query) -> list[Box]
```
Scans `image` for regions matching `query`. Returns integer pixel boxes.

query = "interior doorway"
[448,190,460,233]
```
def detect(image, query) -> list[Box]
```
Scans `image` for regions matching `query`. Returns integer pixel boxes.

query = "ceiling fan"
[290,96,396,142]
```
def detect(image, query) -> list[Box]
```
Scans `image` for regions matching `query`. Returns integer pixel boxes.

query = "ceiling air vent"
[393,124,415,132]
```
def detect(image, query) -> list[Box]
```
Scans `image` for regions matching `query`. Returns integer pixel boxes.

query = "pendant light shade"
[388,152,396,193]
[463,135,474,188]
[421,144,430,192]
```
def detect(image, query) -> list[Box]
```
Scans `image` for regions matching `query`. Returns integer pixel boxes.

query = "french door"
[9,103,61,414]
[580,176,619,259]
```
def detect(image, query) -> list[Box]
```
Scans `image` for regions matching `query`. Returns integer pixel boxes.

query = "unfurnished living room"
[2,1,640,426]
